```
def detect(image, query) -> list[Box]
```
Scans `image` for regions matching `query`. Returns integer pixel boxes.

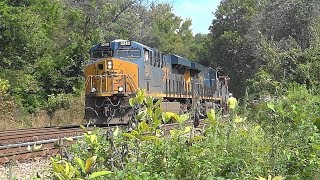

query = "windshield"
[91,50,113,59]
[116,48,141,60]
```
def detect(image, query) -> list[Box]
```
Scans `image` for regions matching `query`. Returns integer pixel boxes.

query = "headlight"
[90,87,97,93]
[118,86,124,92]
[107,61,113,69]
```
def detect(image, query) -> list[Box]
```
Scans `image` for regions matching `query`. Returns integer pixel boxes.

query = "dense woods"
[207,0,320,98]
[0,0,198,127]
[0,0,320,178]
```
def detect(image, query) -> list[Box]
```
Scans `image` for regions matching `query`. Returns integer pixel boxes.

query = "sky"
[170,0,221,34]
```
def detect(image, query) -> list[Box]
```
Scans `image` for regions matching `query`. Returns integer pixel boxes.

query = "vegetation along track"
[0,121,206,164]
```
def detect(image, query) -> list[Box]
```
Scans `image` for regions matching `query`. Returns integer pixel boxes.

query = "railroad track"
[0,121,206,164]
[0,125,113,164]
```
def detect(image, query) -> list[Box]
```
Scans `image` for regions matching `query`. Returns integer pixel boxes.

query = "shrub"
[50,88,320,179]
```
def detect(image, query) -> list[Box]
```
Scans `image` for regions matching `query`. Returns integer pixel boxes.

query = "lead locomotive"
[84,40,229,125]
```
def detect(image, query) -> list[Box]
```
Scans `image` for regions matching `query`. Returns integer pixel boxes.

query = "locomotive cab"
[84,41,140,124]
[85,42,139,96]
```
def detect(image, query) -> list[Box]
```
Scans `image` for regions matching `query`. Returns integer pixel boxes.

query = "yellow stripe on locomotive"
[84,57,138,96]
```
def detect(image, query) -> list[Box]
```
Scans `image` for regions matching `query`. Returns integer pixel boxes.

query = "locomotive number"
[101,42,110,47]
[120,41,131,46]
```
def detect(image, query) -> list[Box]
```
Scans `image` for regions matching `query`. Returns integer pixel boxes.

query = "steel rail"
[0,120,206,164]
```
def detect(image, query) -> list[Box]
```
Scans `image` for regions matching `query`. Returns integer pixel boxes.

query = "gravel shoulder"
[0,159,51,180]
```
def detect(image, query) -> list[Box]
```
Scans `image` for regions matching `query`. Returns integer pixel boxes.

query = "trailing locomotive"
[84,40,229,125]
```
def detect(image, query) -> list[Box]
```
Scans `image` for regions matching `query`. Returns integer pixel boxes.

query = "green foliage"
[207,0,320,98]
[0,0,197,120]
[45,93,72,118]
[246,84,320,178]
[0,78,9,93]
[207,0,259,97]
[51,155,112,179]
[147,4,197,59]
[49,88,320,179]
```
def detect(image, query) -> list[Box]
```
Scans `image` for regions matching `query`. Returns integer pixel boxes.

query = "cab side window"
[149,51,153,65]
[144,49,149,63]
[154,51,158,66]
[157,52,161,67]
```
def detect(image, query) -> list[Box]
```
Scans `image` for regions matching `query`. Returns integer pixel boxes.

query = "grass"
[0,97,85,130]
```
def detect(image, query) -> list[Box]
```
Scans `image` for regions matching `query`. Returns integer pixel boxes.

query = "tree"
[0,0,198,114]
[207,0,259,98]
[207,0,320,98]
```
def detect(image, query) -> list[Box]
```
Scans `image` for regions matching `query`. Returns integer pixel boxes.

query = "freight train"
[84,40,229,125]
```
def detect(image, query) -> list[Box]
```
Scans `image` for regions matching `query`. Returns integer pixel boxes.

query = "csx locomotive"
[84,40,229,125]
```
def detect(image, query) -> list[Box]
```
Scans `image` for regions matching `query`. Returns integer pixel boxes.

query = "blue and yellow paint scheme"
[84,40,229,124]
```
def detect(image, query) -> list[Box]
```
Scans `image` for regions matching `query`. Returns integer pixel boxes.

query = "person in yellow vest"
[227,93,237,119]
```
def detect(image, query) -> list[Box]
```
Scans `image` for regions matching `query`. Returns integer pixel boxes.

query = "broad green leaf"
[137,96,144,104]
[155,129,162,137]
[184,126,191,133]
[75,157,85,173]
[131,130,139,136]
[51,158,65,174]
[80,125,88,132]
[136,89,145,104]
[312,144,320,151]
[163,112,179,122]
[239,129,248,137]
[234,116,244,123]
[267,102,275,112]
[88,171,113,179]
[122,133,135,139]
[286,154,291,161]
[85,156,97,174]
[147,108,153,117]
[254,125,261,132]
[113,126,119,137]
[170,130,176,135]
[154,108,162,118]
[137,89,144,97]
[178,113,189,123]
[192,135,206,142]
[207,109,215,121]
[141,135,159,141]
[154,99,162,108]
[272,176,285,180]
[255,176,266,180]
[90,134,97,143]
[138,121,150,132]
[65,162,70,175]
[129,98,135,107]
[54,172,64,180]
[153,117,161,128]
[145,96,153,107]
[64,137,73,141]
[313,118,320,130]
[135,111,144,121]
[33,144,42,151]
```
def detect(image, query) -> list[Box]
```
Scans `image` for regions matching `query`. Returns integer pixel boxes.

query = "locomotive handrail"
[85,73,138,94]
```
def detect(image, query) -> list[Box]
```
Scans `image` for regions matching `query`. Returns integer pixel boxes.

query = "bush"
[50,88,319,179]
